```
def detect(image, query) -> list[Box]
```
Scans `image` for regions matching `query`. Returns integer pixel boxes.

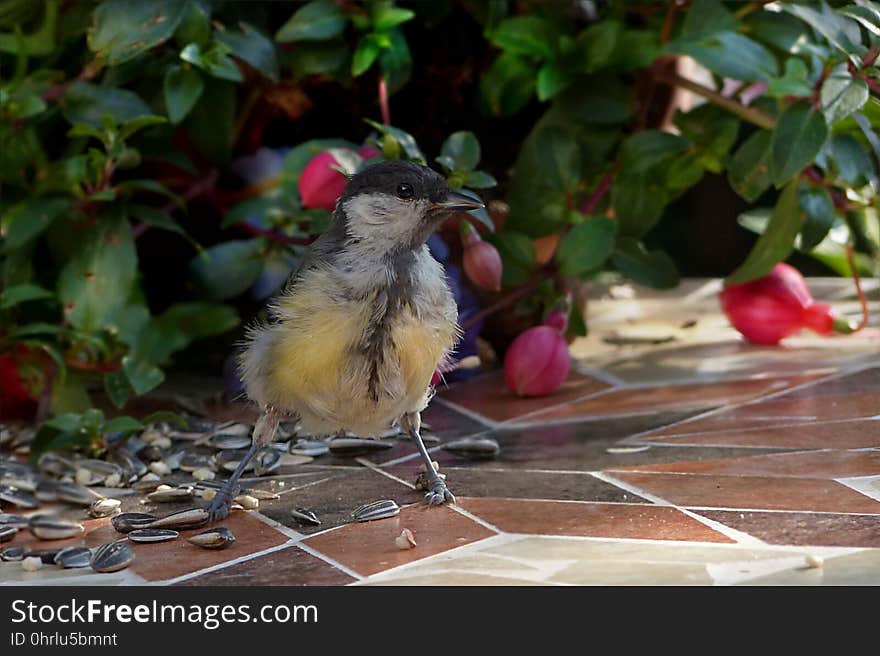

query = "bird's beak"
[431,191,485,212]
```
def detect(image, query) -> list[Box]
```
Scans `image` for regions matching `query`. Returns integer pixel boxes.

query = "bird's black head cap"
[340,160,450,205]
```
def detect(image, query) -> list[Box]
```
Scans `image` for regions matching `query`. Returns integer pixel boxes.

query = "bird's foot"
[424,475,456,506]
[205,483,240,523]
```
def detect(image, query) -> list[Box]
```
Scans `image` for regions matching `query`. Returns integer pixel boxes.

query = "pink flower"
[504,325,571,397]
[720,263,850,345]
[298,151,349,211]
[461,223,502,292]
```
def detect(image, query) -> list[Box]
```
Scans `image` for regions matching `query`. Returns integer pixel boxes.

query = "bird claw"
[205,484,238,523]
[424,478,456,506]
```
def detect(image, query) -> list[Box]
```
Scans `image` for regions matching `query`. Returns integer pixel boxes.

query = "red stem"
[580,170,615,215]
[238,222,311,246]
[460,269,555,331]
[379,76,391,126]
[845,244,870,332]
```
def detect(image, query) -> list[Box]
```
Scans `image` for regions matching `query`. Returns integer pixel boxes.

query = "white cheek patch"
[343,193,429,249]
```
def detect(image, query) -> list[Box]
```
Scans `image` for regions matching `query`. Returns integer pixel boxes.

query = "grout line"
[355,457,416,489]
[273,475,336,497]
[249,509,307,540]
[432,397,500,429]
[590,471,767,546]
[157,538,300,586]
[629,415,880,443]
[295,541,365,581]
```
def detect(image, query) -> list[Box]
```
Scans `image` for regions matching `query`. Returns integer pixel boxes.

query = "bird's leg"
[402,411,455,506]
[206,404,282,522]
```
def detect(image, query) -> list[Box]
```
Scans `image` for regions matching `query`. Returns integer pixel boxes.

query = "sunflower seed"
[253,448,281,476]
[146,507,209,530]
[208,433,252,450]
[111,512,156,534]
[1,545,26,561]
[216,449,255,473]
[329,438,395,457]
[56,482,103,506]
[132,473,163,492]
[91,541,134,573]
[79,459,123,480]
[28,515,85,540]
[233,494,259,510]
[605,445,651,455]
[149,461,172,476]
[127,528,179,543]
[146,486,194,503]
[289,440,329,457]
[139,444,165,462]
[188,527,235,550]
[213,422,252,437]
[34,480,59,502]
[37,452,76,478]
[88,498,122,519]
[394,528,417,550]
[290,508,321,526]
[180,453,214,472]
[25,547,64,564]
[441,437,500,459]
[0,525,17,542]
[0,471,38,491]
[0,485,38,509]
[351,499,400,522]
[54,546,92,569]
[244,488,279,500]
[0,513,28,529]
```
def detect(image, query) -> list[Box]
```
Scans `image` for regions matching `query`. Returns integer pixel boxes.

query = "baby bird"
[206,160,484,521]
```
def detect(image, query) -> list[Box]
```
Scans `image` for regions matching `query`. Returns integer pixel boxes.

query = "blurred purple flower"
[232,147,287,185]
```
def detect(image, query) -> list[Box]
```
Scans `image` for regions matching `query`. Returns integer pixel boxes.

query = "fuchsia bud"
[504,323,571,398]
[720,262,853,345]
[357,144,381,160]
[461,223,502,292]
[298,151,349,211]
[543,308,569,334]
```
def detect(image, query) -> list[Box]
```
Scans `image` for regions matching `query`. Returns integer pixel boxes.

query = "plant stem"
[654,71,777,130]
[238,222,311,246]
[379,75,391,125]
[845,244,870,332]
[580,169,615,215]
[460,268,555,331]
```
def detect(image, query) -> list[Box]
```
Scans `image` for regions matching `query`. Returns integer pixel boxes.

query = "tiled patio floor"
[4,278,880,586]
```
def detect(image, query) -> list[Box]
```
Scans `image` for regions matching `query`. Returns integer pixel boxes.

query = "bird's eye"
[396,182,414,200]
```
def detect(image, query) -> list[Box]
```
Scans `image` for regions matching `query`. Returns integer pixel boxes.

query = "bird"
[206,159,485,521]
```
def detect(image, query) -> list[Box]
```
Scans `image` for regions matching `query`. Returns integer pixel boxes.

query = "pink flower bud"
[504,326,571,397]
[461,224,502,292]
[298,151,349,211]
[357,144,381,160]
[720,263,848,345]
[543,309,568,334]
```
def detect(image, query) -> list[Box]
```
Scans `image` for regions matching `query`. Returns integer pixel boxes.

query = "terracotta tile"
[258,468,423,535]
[610,471,880,514]
[4,511,290,582]
[303,503,496,576]
[437,370,612,423]
[695,510,880,548]
[175,544,356,586]
[610,449,880,479]
[635,419,880,449]
[385,465,646,503]
[527,374,821,422]
[458,497,733,542]
[420,415,771,474]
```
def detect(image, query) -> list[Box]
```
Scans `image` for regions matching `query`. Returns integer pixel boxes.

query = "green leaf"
[189,239,264,300]
[771,103,829,187]
[163,64,204,124]
[766,58,813,98]
[352,35,381,76]
[611,174,669,237]
[0,283,52,309]
[9,323,63,338]
[611,238,679,289]
[287,39,349,76]
[180,42,243,82]
[674,31,778,82]
[118,115,167,141]
[216,22,279,81]
[185,78,236,164]
[831,132,876,186]
[839,4,880,36]
[102,415,143,434]
[440,131,481,171]
[536,62,573,101]
[122,354,165,395]
[610,29,661,72]
[674,104,739,172]
[821,69,869,126]
[490,16,557,60]
[363,120,424,162]
[556,216,617,276]
[128,204,187,237]
[1,196,69,249]
[530,125,582,193]
[62,82,152,128]
[157,302,239,340]
[665,153,704,191]
[568,303,588,337]
[103,370,131,409]
[458,188,494,231]
[372,3,415,31]
[728,129,773,202]
[378,28,412,92]
[90,0,187,64]
[480,52,536,117]
[728,180,801,283]
[782,2,866,59]
[57,207,137,333]
[487,231,535,286]
[619,130,690,174]
[798,183,835,251]
[744,10,809,53]
[576,19,621,73]
[276,0,347,42]
[463,170,497,189]
[681,0,738,38]
[175,0,212,47]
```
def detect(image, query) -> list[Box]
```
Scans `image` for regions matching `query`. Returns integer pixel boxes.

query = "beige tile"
[365,572,548,585]
[743,549,880,585]
[550,559,712,585]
